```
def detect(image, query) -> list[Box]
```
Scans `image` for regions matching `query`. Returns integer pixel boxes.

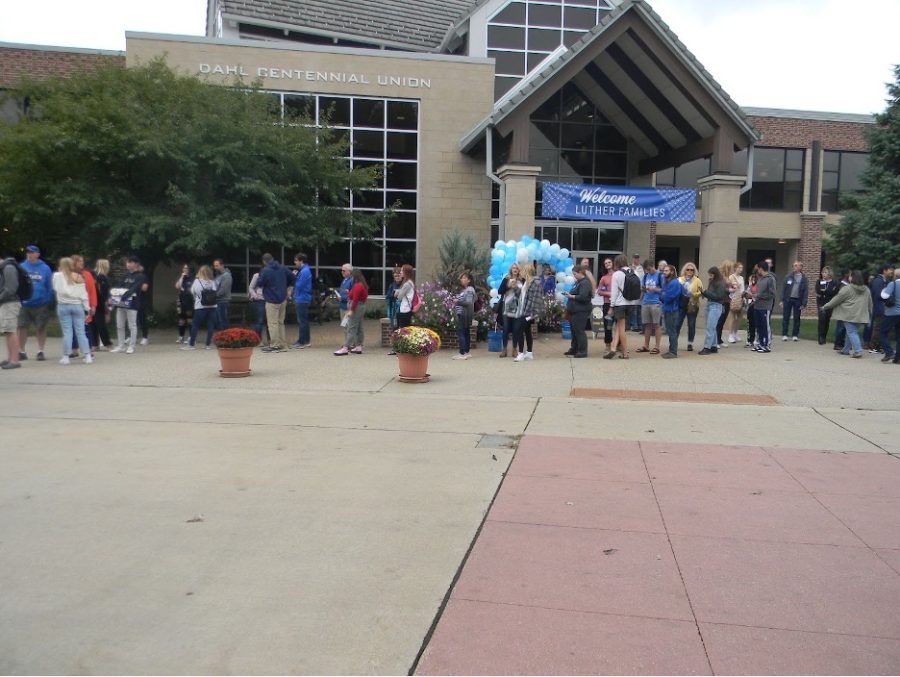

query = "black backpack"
[0,260,33,302]
[623,269,642,301]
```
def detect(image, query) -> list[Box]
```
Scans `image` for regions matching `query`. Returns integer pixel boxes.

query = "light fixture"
[776,239,786,244]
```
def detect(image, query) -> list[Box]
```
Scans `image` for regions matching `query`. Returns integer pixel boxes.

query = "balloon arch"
[487,235,576,306]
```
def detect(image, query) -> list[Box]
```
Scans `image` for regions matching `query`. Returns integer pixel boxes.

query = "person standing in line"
[0,254,24,369]
[815,266,838,345]
[389,264,417,356]
[657,259,668,337]
[636,259,663,354]
[563,265,591,358]
[17,244,53,362]
[180,265,217,350]
[174,264,195,344]
[878,269,900,364]
[832,269,851,351]
[497,264,522,358]
[698,266,726,355]
[726,261,746,344]
[248,269,268,345]
[134,263,151,345]
[605,254,638,359]
[866,263,894,353]
[823,270,872,358]
[257,253,292,353]
[660,264,682,358]
[628,253,644,332]
[540,264,556,295]
[91,259,112,351]
[334,269,368,355]
[452,272,476,361]
[212,258,232,330]
[676,262,703,352]
[751,260,776,353]
[289,252,312,349]
[386,267,402,329]
[69,254,96,358]
[596,257,614,353]
[513,264,544,362]
[110,256,149,355]
[52,257,92,365]
[338,263,353,324]
[780,260,808,341]
[715,260,734,348]
[744,268,758,348]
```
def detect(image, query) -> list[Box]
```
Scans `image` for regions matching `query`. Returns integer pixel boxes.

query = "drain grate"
[476,434,518,449]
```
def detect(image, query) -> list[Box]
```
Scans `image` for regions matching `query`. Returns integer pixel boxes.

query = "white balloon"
[555,272,566,282]
[549,243,561,255]
[494,240,504,249]
[516,248,529,263]
[541,239,550,248]
[507,240,517,248]
[555,292,566,303]
[559,248,570,259]
[489,288,499,298]
[565,275,575,285]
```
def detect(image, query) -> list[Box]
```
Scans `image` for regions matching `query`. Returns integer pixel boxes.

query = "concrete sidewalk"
[1,320,898,674]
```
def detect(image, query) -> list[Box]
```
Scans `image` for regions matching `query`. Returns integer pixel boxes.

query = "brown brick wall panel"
[0,47,124,87]
[749,116,869,151]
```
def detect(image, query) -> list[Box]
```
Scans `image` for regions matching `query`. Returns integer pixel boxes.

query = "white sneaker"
[513,353,526,362]
[180,345,196,351]
[125,346,135,354]
[782,336,789,341]
[83,354,93,364]
[792,336,799,342]
[452,353,465,360]
[728,335,737,343]
[462,353,472,360]
[175,336,183,344]
[59,356,70,365]
[140,338,149,345]
[524,352,534,360]
[110,345,124,353]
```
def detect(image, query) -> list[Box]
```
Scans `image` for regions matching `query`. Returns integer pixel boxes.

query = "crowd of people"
[2,245,898,369]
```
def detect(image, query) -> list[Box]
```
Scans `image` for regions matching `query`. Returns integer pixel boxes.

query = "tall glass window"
[488,0,615,100]
[739,147,804,211]
[822,150,868,213]
[225,93,418,296]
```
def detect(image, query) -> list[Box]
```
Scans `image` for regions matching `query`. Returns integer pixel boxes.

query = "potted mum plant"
[391,326,441,383]
[212,327,260,377]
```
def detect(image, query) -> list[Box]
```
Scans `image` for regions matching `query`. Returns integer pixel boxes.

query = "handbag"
[199,284,217,307]
[730,293,744,312]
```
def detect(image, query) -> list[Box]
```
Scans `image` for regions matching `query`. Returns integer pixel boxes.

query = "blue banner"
[541,182,697,222]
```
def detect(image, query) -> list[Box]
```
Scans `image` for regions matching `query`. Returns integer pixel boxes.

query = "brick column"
[497,163,541,240]
[799,211,826,317]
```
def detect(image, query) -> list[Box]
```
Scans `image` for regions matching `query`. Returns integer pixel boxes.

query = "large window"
[224,93,418,296]
[488,0,614,100]
[739,147,804,211]
[822,150,868,213]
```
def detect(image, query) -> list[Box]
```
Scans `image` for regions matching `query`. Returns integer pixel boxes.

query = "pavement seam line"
[638,439,716,675]
[407,424,531,675]
[450,596,697,625]
[699,619,900,643]
[811,407,891,454]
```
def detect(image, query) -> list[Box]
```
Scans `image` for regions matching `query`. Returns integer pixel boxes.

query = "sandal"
[602,351,616,360]
[618,352,629,359]
[635,347,650,353]
[650,348,659,354]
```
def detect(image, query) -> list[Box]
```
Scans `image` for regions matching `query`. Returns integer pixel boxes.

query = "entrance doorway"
[746,248,776,278]
[572,251,598,280]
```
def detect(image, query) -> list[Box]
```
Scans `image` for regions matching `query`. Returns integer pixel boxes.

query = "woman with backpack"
[604,254,639,359]
[174,263,195,344]
[181,265,217,350]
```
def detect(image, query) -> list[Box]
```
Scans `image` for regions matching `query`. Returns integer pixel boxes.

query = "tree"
[824,64,900,272]
[0,59,381,266]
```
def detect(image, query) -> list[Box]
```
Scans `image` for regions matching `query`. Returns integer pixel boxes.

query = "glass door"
[572,251,597,280]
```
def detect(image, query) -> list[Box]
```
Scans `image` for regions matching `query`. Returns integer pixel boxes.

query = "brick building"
[0,0,875,313]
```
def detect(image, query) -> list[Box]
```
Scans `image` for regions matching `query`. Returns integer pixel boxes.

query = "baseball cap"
[25,244,40,253]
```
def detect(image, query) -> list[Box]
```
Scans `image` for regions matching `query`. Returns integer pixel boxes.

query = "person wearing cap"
[17,244,54,362]
[628,254,644,332]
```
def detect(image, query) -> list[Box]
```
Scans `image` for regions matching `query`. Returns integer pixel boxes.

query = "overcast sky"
[0,0,896,115]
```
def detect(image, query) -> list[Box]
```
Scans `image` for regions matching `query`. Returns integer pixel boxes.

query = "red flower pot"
[397,353,429,383]
[217,347,253,377]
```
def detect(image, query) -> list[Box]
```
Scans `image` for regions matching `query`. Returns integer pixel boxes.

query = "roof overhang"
[460,0,760,175]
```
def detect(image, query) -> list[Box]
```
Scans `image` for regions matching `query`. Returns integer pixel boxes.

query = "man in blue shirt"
[338,263,353,323]
[17,244,53,361]
[256,253,293,353]
[289,252,312,349]
[637,259,663,354]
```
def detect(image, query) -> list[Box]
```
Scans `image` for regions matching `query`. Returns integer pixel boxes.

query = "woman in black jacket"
[563,265,592,358]
[815,266,838,345]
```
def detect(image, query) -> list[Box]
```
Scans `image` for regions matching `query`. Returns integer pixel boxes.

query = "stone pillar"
[799,211,826,317]
[697,174,745,276]
[497,163,541,241]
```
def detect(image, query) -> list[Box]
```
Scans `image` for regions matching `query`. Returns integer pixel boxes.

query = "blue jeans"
[677,309,698,344]
[843,322,862,354]
[457,315,471,354]
[664,310,679,355]
[216,302,230,329]
[834,320,846,349]
[879,315,899,358]
[191,307,216,347]
[58,304,91,357]
[251,300,267,342]
[781,298,803,337]
[628,304,642,331]
[704,302,723,349]
[294,303,310,345]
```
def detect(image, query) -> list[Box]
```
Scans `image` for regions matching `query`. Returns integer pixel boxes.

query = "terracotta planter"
[217,346,253,377]
[397,353,430,383]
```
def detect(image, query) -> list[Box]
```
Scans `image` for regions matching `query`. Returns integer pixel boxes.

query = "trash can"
[561,320,571,340]
[487,330,503,352]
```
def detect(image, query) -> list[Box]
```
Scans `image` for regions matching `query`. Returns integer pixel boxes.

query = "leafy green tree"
[0,59,380,268]
[824,64,900,271]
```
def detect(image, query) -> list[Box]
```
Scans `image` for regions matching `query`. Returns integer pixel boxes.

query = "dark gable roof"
[219,0,480,50]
